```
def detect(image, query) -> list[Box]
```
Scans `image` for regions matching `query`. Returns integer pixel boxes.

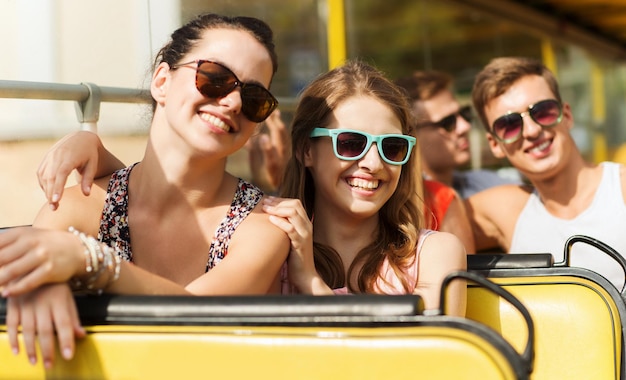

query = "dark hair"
[151,13,278,109]
[280,60,424,293]
[472,57,562,132]
[395,70,453,125]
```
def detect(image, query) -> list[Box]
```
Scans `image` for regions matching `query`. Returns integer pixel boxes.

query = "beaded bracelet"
[68,226,122,294]
[68,227,94,273]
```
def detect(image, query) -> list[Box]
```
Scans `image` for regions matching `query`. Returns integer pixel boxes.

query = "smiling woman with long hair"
[263,60,467,316]
[0,13,289,368]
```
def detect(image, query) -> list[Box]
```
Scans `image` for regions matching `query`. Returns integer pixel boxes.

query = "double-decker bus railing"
[0,79,295,133]
[0,80,152,133]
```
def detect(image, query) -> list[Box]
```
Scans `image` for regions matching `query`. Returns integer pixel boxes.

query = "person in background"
[422,177,473,253]
[395,70,521,199]
[392,71,478,252]
[245,108,290,194]
[0,13,289,367]
[262,60,467,316]
[466,56,626,289]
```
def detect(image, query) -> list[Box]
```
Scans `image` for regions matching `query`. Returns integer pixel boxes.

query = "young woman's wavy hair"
[280,60,424,293]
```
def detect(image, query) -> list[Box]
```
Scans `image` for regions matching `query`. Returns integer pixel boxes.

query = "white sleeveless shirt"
[509,162,626,290]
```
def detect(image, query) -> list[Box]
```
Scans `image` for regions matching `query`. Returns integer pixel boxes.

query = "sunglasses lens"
[196,62,237,98]
[493,114,523,142]
[459,106,473,123]
[530,100,562,127]
[438,114,457,132]
[240,86,278,122]
[196,61,277,123]
[336,132,368,158]
[381,137,409,163]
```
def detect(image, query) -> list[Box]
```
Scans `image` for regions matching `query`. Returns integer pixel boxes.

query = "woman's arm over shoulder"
[185,202,290,295]
[416,231,467,317]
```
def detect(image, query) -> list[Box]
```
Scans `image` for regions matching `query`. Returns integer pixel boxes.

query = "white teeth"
[529,140,550,153]
[347,178,379,190]
[199,113,230,133]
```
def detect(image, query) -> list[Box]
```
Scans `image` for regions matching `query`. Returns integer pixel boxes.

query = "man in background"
[395,70,520,198]
[466,56,626,289]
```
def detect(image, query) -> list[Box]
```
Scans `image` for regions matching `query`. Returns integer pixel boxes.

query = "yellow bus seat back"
[0,291,531,380]
[0,322,524,380]
[468,246,626,380]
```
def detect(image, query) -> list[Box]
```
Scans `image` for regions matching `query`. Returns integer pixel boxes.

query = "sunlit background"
[2,0,626,226]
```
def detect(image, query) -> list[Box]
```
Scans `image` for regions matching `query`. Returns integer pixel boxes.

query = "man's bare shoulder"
[468,183,533,208]
[464,183,534,251]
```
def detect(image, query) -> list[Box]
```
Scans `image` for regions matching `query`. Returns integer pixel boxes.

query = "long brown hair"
[281,60,424,293]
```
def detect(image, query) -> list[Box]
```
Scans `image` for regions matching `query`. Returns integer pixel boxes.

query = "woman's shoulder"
[33,180,109,234]
[420,229,466,258]
[235,194,290,245]
[229,206,290,270]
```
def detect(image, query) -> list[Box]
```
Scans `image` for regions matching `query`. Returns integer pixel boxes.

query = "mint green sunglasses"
[310,128,416,165]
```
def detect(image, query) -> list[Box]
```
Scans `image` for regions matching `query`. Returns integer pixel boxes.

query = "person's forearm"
[95,143,126,178]
[294,274,334,295]
[103,261,190,295]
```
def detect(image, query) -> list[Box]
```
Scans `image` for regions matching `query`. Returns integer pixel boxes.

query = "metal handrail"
[0,80,151,103]
[0,80,151,132]
[0,79,296,133]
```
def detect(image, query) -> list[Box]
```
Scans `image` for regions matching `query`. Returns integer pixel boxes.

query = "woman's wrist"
[67,227,121,294]
[295,274,333,295]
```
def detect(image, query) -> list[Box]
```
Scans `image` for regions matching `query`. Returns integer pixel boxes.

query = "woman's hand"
[37,131,104,211]
[0,227,84,296]
[37,131,125,211]
[6,283,85,369]
[262,196,331,294]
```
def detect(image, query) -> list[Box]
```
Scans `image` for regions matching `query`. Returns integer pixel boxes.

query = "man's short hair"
[471,57,562,132]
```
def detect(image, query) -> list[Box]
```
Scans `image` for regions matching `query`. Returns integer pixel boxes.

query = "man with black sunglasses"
[465,57,626,290]
[395,70,521,199]
[395,71,491,253]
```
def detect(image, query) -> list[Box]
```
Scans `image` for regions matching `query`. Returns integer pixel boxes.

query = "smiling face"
[304,95,405,221]
[484,75,575,181]
[151,28,274,158]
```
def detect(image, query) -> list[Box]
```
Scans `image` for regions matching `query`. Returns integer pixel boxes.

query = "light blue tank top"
[509,162,626,290]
